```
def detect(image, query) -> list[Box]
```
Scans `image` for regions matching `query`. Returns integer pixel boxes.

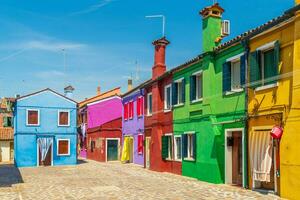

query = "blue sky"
[0,0,294,101]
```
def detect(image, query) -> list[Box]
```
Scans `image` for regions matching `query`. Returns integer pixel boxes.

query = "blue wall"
[14,90,77,167]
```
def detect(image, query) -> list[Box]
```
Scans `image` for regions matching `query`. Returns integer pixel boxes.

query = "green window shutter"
[172,82,178,106]
[3,116,8,127]
[240,54,246,86]
[182,134,187,158]
[182,78,186,103]
[222,62,231,93]
[250,51,261,88]
[274,40,280,82]
[192,134,196,160]
[190,76,196,101]
[161,136,169,160]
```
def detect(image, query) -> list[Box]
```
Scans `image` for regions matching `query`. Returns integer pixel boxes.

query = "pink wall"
[87,96,122,129]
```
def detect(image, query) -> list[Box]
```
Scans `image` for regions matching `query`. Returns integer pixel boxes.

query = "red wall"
[87,118,122,162]
[144,75,182,175]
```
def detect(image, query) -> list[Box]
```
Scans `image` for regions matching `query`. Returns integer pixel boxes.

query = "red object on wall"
[270,126,283,139]
[144,37,182,175]
[124,103,128,120]
[129,101,134,119]
[86,118,122,162]
[137,96,144,117]
[138,134,144,154]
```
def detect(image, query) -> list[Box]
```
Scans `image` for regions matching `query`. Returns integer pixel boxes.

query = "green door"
[107,140,118,161]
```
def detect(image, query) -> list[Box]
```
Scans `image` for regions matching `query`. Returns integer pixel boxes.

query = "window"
[58,111,70,126]
[124,103,129,120]
[147,93,153,116]
[161,135,173,160]
[231,60,241,90]
[129,101,134,119]
[90,140,95,152]
[26,109,39,126]
[250,41,280,89]
[174,136,182,161]
[3,116,12,127]
[57,139,70,156]
[190,71,203,102]
[172,79,185,106]
[136,96,144,117]
[164,84,172,111]
[137,134,144,155]
[183,132,196,161]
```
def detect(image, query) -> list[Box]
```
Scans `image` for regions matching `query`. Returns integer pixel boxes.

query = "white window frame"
[192,70,203,102]
[129,100,134,120]
[57,110,70,127]
[184,131,195,161]
[174,135,182,162]
[164,133,173,160]
[174,78,184,106]
[26,109,40,126]
[57,138,70,156]
[147,93,153,116]
[164,84,172,112]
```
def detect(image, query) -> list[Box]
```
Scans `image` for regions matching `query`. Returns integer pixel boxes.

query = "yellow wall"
[248,14,300,199]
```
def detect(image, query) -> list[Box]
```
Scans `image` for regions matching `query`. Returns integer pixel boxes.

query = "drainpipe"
[241,39,250,189]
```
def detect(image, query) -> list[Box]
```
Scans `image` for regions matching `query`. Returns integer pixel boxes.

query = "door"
[107,139,119,161]
[145,137,151,168]
[0,141,10,162]
[128,137,133,163]
[10,142,14,161]
[232,131,243,186]
[38,144,52,166]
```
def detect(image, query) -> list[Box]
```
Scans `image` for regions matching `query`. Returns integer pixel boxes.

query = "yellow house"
[247,1,300,199]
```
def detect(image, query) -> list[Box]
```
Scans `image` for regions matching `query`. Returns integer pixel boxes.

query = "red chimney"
[152,37,170,80]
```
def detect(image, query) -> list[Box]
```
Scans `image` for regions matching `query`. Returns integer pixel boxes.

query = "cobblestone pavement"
[0,159,281,200]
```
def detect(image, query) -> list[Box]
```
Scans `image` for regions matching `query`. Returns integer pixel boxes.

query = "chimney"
[64,85,75,99]
[128,79,133,91]
[152,37,170,80]
[200,3,224,52]
[97,86,101,95]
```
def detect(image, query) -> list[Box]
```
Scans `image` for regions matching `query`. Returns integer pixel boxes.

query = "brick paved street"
[0,159,280,200]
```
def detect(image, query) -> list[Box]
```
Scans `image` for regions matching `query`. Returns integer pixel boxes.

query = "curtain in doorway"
[121,137,130,163]
[37,138,53,162]
[249,130,273,182]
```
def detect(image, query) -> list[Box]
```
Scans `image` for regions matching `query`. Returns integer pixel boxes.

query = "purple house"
[121,81,150,166]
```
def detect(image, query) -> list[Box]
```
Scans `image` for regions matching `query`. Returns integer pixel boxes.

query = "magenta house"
[86,95,123,162]
[121,81,150,166]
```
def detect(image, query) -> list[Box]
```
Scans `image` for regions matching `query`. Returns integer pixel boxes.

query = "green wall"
[173,43,247,184]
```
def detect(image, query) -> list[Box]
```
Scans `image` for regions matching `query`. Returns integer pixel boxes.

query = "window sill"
[146,114,152,117]
[225,89,244,96]
[184,157,195,162]
[255,83,278,92]
[174,159,182,162]
[57,154,70,156]
[174,103,184,108]
[58,125,70,127]
[191,98,203,104]
[26,124,40,127]
[165,158,173,162]
[164,109,171,113]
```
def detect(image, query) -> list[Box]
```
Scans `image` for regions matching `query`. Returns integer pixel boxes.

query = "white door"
[0,141,10,162]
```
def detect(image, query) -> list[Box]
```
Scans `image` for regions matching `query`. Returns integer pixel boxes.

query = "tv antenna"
[145,15,166,37]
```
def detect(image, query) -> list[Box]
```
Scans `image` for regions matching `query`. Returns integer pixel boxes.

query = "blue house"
[14,88,77,167]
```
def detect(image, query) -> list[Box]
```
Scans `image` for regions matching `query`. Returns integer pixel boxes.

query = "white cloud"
[70,0,116,16]
[24,40,86,52]
[35,70,66,79]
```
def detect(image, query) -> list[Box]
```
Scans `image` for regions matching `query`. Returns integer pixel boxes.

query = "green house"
[172,3,248,187]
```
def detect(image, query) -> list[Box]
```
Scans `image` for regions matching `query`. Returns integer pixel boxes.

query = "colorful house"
[0,98,15,163]
[77,87,121,158]
[14,88,77,167]
[121,80,150,166]
[246,2,300,198]
[86,94,122,162]
[143,37,182,174]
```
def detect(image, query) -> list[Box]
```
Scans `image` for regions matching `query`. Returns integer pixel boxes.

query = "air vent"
[221,20,230,36]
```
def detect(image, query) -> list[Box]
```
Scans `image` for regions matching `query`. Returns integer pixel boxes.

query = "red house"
[144,37,182,175]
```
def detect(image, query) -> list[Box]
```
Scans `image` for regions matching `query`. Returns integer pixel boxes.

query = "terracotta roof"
[0,128,13,140]
[17,88,77,104]
[199,3,225,16]
[78,87,121,108]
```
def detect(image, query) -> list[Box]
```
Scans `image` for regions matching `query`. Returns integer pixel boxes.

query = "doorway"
[106,139,119,161]
[37,138,53,167]
[145,137,151,169]
[225,129,245,187]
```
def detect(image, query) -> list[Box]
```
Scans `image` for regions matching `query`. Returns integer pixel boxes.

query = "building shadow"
[0,164,23,187]
[77,159,88,165]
